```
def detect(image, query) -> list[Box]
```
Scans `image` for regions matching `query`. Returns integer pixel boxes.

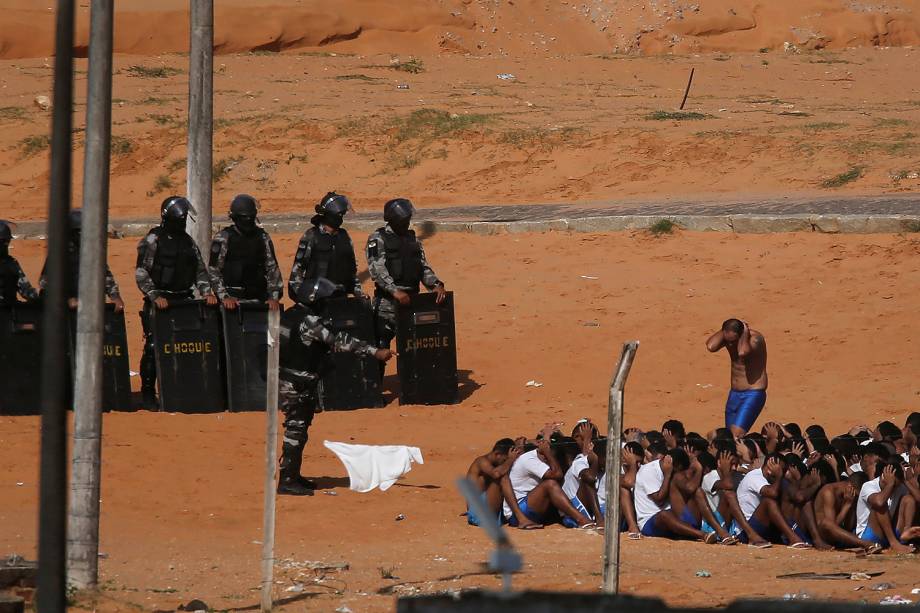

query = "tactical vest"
[300,227,357,288]
[279,305,331,382]
[148,227,199,293]
[379,227,423,289]
[0,256,19,304]
[218,227,268,300]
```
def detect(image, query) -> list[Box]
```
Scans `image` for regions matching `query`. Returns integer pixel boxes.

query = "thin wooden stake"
[679,68,695,110]
[260,309,281,612]
[602,341,639,595]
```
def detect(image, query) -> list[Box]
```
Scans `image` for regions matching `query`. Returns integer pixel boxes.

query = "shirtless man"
[814,472,882,553]
[465,438,520,526]
[706,318,768,437]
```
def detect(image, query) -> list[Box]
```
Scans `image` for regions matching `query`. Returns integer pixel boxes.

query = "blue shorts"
[508,497,545,527]
[467,493,502,527]
[861,525,900,548]
[679,506,701,529]
[740,515,810,544]
[725,389,767,432]
[641,512,674,538]
[702,510,726,534]
[562,495,592,528]
[598,505,630,532]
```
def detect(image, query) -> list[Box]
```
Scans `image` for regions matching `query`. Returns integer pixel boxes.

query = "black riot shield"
[395,291,458,406]
[0,303,43,415]
[66,305,132,411]
[151,300,225,413]
[221,302,275,412]
[318,297,384,410]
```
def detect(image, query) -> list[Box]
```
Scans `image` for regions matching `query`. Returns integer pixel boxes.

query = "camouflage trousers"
[372,295,398,348]
[279,377,317,454]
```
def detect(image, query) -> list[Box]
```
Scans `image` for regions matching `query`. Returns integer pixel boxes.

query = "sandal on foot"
[627,532,642,540]
[719,535,739,546]
[787,541,812,550]
[748,542,772,549]
[704,532,719,545]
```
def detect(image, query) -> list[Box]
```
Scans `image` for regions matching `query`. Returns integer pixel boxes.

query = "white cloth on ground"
[323,441,424,492]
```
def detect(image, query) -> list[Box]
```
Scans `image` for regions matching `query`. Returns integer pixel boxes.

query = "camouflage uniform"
[39,239,121,300]
[279,307,378,474]
[0,254,39,305]
[365,224,442,347]
[288,224,363,301]
[207,225,283,301]
[135,227,214,396]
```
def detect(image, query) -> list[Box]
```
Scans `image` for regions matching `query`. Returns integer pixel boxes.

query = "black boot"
[140,386,158,411]
[277,447,313,496]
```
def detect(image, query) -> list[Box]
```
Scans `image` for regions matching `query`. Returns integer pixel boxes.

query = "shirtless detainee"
[706,318,768,437]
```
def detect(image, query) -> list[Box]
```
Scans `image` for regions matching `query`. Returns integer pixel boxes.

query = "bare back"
[725,331,768,391]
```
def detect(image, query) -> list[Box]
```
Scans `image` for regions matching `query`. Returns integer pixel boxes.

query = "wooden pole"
[260,309,281,612]
[67,0,113,589]
[186,0,213,253]
[602,341,639,595]
[38,1,75,611]
[679,68,695,111]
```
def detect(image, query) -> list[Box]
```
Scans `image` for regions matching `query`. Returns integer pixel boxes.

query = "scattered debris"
[33,95,51,111]
[284,583,305,593]
[323,490,337,496]
[395,514,406,521]
[497,73,516,80]
[873,583,895,591]
[396,84,410,90]
[525,380,544,388]
[880,596,913,606]
[783,591,811,600]
[580,275,599,280]
[178,599,209,612]
[695,570,711,578]
[335,606,353,613]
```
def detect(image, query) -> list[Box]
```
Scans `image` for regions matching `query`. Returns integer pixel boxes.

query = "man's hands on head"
[717,451,735,478]
[660,454,674,474]
[880,464,895,489]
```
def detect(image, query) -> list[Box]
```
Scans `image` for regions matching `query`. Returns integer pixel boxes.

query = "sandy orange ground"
[3,229,920,611]
[2,46,920,223]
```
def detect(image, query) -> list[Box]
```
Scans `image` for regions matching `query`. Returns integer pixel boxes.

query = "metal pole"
[186,0,213,253]
[67,0,113,590]
[39,0,75,611]
[602,341,639,595]
[260,309,281,612]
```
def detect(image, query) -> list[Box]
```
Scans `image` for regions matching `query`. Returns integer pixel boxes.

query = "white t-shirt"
[856,477,884,536]
[597,472,607,507]
[737,468,770,520]
[633,460,669,529]
[701,470,720,514]
[563,453,590,501]
[502,449,550,518]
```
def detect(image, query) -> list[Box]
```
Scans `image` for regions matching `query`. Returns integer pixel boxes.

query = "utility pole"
[67,0,114,590]
[186,0,214,253]
[38,0,75,610]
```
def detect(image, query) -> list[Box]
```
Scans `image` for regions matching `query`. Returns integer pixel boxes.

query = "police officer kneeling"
[278,277,392,496]
[136,196,217,408]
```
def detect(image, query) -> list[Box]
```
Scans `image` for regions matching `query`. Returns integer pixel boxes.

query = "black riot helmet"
[229,194,259,234]
[383,198,415,235]
[296,276,345,306]
[0,219,13,244]
[160,195,191,235]
[314,192,350,230]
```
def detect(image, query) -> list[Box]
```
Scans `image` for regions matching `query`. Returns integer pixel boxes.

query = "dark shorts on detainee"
[725,389,766,432]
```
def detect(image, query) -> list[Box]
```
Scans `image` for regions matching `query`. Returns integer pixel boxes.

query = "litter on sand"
[580,275,599,280]
[497,73,516,80]
[695,570,711,578]
[525,380,544,388]
[880,596,913,606]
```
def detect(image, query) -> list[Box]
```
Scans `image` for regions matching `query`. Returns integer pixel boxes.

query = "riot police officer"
[39,209,124,312]
[365,198,446,352]
[208,194,282,311]
[279,277,392,495]
[136,196,217,408]
[288,192,363,302]
[0,220,39,306]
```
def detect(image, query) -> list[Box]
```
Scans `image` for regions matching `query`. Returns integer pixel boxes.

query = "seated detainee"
[662,419,686,450]
[815,471,881,553]
[561,422,602,528]
[596,440,644,537]
[708,450,770,547]
[465,438,519,526]
[634,448,718,543]
[501,437,594,529]
[778,453,824,548]
[736,453,810,547]
[670,449,737,545]
[855,462,920,552]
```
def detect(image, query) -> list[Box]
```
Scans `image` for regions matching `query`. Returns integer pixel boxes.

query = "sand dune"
[0,0,918,59]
